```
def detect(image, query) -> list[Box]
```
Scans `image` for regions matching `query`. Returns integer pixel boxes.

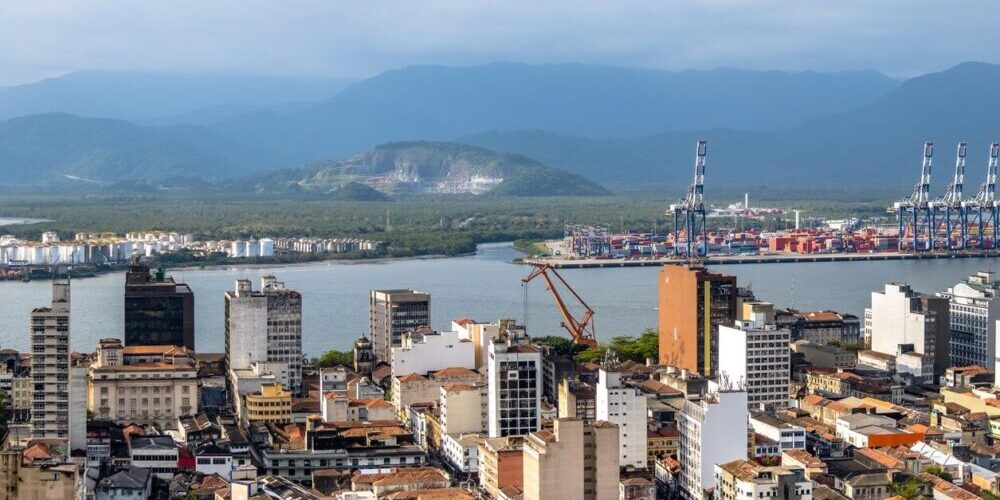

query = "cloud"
[0,0,998,85]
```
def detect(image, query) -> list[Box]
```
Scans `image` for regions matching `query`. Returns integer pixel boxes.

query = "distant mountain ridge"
[0,61,998,191]
[0,71,352,121]
[208,62,899,162]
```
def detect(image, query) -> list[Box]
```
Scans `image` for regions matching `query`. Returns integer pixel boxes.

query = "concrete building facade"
[487,331,542,438]
[370,289,431,363]
[596,357,648,468]
[678,382,749,499]
[718,314,791,411]
[939,272,1000,369]
[87,339,198,428]
[658,265,737,377]
[865,283,950,374]
[522,418,619,500]
[30,280,72,442]
[225,276,303,395]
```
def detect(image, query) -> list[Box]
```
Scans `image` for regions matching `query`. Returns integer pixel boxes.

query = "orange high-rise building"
[658,265,737,376]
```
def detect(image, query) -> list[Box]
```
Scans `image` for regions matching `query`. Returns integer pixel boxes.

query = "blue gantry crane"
[671,140,708,257]
[964,142,1000,250]
[895,142,935,252]
[931,142,968,250]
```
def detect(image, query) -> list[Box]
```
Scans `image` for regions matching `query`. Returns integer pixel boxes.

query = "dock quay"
[522,250,1000,269]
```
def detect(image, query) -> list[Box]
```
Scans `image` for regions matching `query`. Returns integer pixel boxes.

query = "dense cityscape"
[1,245,999,500]
[5,1,1000,499]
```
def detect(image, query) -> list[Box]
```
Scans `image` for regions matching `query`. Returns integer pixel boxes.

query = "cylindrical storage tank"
[259,238,274,257]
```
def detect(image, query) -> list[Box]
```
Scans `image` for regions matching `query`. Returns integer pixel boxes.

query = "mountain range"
[0,61,998,193]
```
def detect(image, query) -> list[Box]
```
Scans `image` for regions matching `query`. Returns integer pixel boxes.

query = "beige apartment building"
[478,436,524,500]
[245,383,292,424]
[87,338,198,428]
[522,418,619,500]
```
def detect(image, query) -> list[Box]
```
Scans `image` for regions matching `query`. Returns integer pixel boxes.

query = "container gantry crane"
[894,142,935,252]
[964,142,1000,250]
[931,142,968,250]
[671,140,708,257]
[521,263,598,347]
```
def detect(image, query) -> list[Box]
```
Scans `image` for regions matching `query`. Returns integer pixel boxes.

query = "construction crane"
[670,140,708,257]
[894,142,934,252]
[931,142,968,250]
[965,142,1000,250]
[521,263,598,347]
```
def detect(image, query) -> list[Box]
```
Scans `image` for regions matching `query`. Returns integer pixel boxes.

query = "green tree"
[891,478,926,500]
[924,465,953,482]
[532,336,588,357]
[316,350,353,368]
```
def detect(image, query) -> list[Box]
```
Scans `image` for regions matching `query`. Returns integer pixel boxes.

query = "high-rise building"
[718,311,791,412]
[30,279,71,441]
[865,283,950,374]
[678,381,748,500]
[595,353,648,468]
[225,276,303,395]
[938,272,1000,368]
[658,265,737,377]
[522,418,620,500]
[124,257,195,350]
[487,326,541,438]
[370,289,431,363]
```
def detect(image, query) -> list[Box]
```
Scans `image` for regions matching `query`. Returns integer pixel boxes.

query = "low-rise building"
[791,341,856,369]
[715,459,813,500]
[87,338,198,428]
[478,436,523,500]
[245,383,292,425]
[391,328,474,378]
[130,435,179,480]
[95,466,152,500]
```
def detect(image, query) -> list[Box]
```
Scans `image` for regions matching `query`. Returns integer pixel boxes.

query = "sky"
[1,0,999,86]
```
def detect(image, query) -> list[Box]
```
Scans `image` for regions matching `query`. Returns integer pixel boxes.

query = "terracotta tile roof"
[717,459,763,481]
[855,448,902,469]
[442,383,476,392]
[802,311,844,322]
[385,488,475,499]
[22,442,55,464]
[782,448,825,469]
[351,467,448,486]
[122,345,192,356]
[801,394,827,405]
[397,373,427,382]
[432,367,477,378]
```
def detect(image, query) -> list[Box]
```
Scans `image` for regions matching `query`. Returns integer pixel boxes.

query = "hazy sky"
[1,0,998,86]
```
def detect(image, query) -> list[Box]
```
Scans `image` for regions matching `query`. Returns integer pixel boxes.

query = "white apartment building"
[225,276,303,395]
[487,331,542,438]
[679,381,749,500]
[718,314,791,411]
[865,283,950,374]
[441,433,484,473]
[30,280,71,441]
[87,338,198,428]
[130,435,179,480]
[596,356,648,469]
[749,413,806,453]
[390,328,475,378]
[939,272,1000,368]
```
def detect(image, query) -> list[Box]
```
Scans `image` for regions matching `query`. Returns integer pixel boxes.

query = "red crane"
[521,263,598,347]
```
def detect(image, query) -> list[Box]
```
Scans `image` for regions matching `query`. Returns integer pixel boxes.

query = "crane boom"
[522,263,598,347]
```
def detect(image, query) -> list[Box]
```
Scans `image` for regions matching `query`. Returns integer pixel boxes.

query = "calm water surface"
[0,242,997,356]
